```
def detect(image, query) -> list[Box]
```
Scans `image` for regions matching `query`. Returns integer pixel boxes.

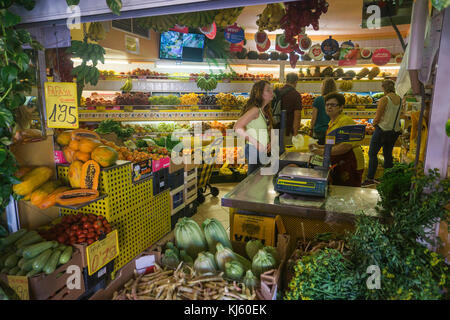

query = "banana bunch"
[176,10,217,28]
[68,40,105,87]
[339,80,353,92]
[121,77,133,92]
[87,22,106,41]
[216,93,238,107]
[256,3,286,32]
[196,77,218,92]
[136,15,177,32]
[214,7,244,28]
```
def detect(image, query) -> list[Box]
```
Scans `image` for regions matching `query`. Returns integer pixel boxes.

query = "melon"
[360,48,372,59]
[258,53,269,60]
[279,52,288,60]
[269,51,280,60]
[247,51,259,60]
[236,48,248,59]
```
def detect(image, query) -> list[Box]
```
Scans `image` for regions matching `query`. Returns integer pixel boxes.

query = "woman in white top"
[362,80,402,187]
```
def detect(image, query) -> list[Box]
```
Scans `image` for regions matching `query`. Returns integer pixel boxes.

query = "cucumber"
[0,249,14,269]
[17,257,27,269]
[16,269,27,276]
[32,249,53,272]
[51,241,58,249]
[22,241,55,259]
[56,244,67,251]
[59,246,73,265]
[8,266,20,275]
[21,258,36,272]
[16,233,43,249]
[26,269,40,277]
[14,231,38,248]
[0,229,28,248]
[43,250,62,275]
[1,267,11,274]
[4,252,19,268]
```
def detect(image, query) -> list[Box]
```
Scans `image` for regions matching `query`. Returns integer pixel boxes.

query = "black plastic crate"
[82,259,114,292]
[171,210,184,230]
[168,168,184,190]
[153,167,169,196]
[172,189,184,210]
[184,201,198,218]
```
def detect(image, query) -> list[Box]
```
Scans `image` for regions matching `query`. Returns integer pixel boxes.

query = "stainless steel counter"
[221,168,381,224]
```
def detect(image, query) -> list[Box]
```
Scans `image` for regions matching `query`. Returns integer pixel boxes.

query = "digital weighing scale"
[275,125,366,198]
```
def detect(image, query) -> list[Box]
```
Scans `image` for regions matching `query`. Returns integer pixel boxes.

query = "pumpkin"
[55,189,99,206]
[68,161,84,188]
[56,131,73,146]
[68,140,79,151]
[13,167,53,196]
[91,146,118,167]
[78,138,102,153]
[81,160,100,190]
[74,151,90,162]
[63,147,75,163]
[71,129,100,141]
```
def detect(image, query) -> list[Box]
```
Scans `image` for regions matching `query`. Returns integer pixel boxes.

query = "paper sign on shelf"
[7,276,29,300]
[135,255,156,274]
[44,82,79,129]
[86,230,119,276]
[224,24,245,44]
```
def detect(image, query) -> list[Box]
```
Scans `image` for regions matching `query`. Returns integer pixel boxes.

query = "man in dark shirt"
[281,73,302,145]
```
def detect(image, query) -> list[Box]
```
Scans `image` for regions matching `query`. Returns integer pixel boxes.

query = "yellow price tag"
[325,136,336,145]
[7,275,29,300]
[86,230,119,276]
[44,82,79,129]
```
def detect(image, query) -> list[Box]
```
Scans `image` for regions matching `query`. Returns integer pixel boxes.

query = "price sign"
[86,230,119,276]
[7,276,29,300]
[44,82,79,129]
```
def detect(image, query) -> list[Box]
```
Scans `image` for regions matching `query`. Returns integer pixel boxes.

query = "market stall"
[0,0,448,301]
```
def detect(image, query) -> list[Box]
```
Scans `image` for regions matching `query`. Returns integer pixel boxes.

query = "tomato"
[105,227,112,234]
[76,229,84,236]
[81,216,88,223]
[83,222,91,229]
[78,236,86,243]
[82,229,89,234]
[87,239,94,245]
[87,232,96,239]
[71,224,78,230]
[57,235,66,243]
[97,215,104,220]
[102,219,109,226]
[69,230,77,237]
[97,227,106,235]
[93,221,103,229]
[69,236,77,244]
[65,229,72,235]
[88,228,95,234]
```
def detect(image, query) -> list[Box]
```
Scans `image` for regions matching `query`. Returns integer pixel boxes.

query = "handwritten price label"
[7,276,29,300]
[86,230,119,276]
[44,82,79,129]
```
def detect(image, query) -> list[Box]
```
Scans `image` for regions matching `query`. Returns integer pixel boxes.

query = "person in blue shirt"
[309,78,336,145]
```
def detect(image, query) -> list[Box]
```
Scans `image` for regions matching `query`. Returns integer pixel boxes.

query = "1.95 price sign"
[44,82,79,129]
[86,230,119,276]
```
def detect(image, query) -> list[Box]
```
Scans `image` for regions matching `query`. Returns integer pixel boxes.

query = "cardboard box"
[231,212,277,247]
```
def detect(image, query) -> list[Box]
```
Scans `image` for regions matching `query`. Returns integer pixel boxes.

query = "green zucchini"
[43,250,62,275]
[26,269,40,277]
[15,231,39,248]
[17,257,27,269]
[16,233,43,249]
[1,267,11,274]
[56,244,67,251]
[0,249,14,269]
[0,229,28,249]
[21,258,36,272]
[8,266,20,275]
[59,246,73,265]
[22,241,55,259]
[234,252,252,271]
[16,269,27,276]
[32,249,53,272]
[4,252,19,268]
[51,241,58,249]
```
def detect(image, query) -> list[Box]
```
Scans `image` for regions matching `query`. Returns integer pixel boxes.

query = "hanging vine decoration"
[0,0,43,211]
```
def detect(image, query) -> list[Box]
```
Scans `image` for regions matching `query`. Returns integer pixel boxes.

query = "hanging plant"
[65,0,122,16]
[0,1,43,212]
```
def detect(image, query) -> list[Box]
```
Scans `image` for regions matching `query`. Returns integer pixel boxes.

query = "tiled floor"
[156,182,238,245]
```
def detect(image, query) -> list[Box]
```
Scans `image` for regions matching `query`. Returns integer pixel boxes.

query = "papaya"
[78,138,102,154]
[38,186,71,210]
[56,131,73,146]
[68,161,84,188]
[81,160,100,190]
[14,166,34,179]
[71,129,100,141]
[13,167,53,196]
[91,146,118,168]
[63,147,75,163]
[55,189,99,206]
[30,180,62,207]
[68,140,79,151]
[74,151,90,162]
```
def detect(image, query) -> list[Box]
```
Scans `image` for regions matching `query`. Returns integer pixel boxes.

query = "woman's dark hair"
[241,80,273,129]
[324,92,345,106]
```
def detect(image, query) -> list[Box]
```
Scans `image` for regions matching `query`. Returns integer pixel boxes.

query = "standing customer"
[235,80,274,175]
[309,77,335,145]
[362,80,402,187]
[309,92,365,187]
[272,73,302,145]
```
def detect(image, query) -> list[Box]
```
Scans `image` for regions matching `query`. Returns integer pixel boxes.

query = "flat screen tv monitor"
[159,31,205,62]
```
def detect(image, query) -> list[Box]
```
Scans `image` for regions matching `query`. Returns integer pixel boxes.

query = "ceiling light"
[247,67,279,72]
[155,63,226,71]
[71,58,130,65]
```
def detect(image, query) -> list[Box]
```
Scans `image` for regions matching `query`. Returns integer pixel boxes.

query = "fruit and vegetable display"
[214,7,244,28]
[180,93,200,107]
[123,68,168,79]
[148,95,180,106]
[120,77,133,92]
[199,95,218,107]
[114,92,150,106]
[339,80,354,91]
[301,93,315,107]
[95,120,135,140]
[256,3,286,32]
[216,93,238,108]
[0,229,74,277]
[354,119,375,135]
[343,93,374,105]
[38,213,112,246]
[196,76,218,92]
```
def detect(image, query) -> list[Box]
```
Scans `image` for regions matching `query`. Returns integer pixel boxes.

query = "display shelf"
[79,110,242,122]
[302,110,376,119]
[54,193,108,210]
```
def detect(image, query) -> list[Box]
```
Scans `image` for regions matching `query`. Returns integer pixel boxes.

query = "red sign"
[170,25,189,33]
[372,48,391,66]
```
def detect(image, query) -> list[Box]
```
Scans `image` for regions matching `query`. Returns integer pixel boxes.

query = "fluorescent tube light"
[71,58,129,65]
[155,64,226,70]
[247,67,279,72]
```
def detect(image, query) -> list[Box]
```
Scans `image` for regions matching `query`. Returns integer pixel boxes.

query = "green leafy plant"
[65,0,122,16]
[0,1,42,212]
[95,119,134,140]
